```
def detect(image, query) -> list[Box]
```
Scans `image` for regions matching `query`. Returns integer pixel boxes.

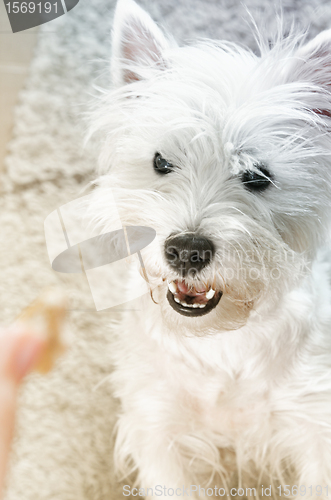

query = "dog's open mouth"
[166,280,222,317]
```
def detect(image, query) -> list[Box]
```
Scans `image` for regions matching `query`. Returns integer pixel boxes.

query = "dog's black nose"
[164,234,215,277]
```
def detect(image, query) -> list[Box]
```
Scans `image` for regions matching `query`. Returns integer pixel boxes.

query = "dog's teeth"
[168,281,177,294]
[193,303,199,308]
[178,300,196,308]
[206,288,215,300]
[174,297,181,304]
[198,304,206,308]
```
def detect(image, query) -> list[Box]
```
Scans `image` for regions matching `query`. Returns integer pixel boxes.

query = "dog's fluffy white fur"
[88,0,331,496]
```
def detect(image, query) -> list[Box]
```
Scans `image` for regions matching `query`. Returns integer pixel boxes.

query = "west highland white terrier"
[88,0,331,497]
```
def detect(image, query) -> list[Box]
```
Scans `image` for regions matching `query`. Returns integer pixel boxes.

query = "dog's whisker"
[92,373,113,392]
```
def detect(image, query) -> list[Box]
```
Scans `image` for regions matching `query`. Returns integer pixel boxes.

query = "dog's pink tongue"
[177,281,207,296]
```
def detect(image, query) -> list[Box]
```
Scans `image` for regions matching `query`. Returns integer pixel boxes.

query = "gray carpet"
[2,0,331,498]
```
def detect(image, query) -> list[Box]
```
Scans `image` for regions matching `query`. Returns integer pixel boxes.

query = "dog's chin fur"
[87,0,331,497]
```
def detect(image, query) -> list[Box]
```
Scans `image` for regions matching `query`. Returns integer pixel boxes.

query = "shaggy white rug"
[2,0,331,498]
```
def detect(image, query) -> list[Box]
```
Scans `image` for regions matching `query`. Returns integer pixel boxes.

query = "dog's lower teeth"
[169,283,217,311]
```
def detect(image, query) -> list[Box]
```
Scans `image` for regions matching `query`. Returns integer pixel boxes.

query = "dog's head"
[90,0,331,332]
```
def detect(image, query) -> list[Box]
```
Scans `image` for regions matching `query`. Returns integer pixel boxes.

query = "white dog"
[88,0,331,497]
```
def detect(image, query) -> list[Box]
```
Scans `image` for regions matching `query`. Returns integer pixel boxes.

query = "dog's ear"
[111,0,171,86]
[290,30,331,117]
[294,30,331,90]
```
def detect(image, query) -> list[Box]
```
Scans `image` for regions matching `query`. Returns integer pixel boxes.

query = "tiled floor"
[0,1,38,172]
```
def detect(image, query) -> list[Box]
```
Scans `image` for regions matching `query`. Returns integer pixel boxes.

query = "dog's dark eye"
[241,166,272,192]
[153,153,174,174]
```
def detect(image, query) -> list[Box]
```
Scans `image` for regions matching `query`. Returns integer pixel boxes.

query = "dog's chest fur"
[178,376,270,448]
[115,278,295,435]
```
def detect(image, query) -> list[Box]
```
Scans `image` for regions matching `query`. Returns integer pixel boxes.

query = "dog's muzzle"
[164,233,222,317]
